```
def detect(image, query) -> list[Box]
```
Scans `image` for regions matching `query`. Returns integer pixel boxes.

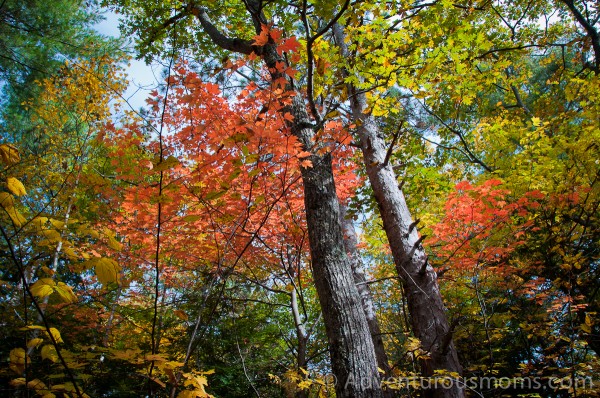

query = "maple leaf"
[278,36,300,54]
[205,83,220,95]
[300,159,313,168]
[252,24,270,46]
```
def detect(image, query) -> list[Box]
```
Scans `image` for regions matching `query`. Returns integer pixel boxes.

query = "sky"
[94,10,160,111]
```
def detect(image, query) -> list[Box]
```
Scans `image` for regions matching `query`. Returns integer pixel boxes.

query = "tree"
[3,0,599,397]
[1,55,128,398]
[105,2,387,396]
[0,0,121,129]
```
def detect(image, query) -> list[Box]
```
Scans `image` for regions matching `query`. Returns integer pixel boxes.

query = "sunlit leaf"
[30,278,55,298]
[95,257,121,285]
[6,177,26,196]
[48,328,63,344]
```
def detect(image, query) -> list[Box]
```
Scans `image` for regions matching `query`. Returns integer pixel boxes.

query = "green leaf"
[154,155,179,171]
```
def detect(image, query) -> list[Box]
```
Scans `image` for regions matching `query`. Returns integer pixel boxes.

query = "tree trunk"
[333,23,464,398]
[340,204,396,398]
[299,151,383,398]
[291,289,309,398]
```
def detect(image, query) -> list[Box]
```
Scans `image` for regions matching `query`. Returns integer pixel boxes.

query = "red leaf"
[253,24,270,46]
[278,36,300,54]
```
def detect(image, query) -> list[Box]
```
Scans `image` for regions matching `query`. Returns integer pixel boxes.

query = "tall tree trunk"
[192,7,384,397]
[299,150,383,398]
[339,204,390,373]
[291,289,309,398]
[333,24,464,398]
[340,204,396,398]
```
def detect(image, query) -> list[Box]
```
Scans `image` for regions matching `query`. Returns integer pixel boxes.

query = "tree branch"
[561,0,600,71]
[383,121,403,167]
[188,5,255,55]
[303,0,351,125]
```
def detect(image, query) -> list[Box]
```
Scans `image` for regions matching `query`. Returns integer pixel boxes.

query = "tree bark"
[339,204,390,373]
[299,151,382,398]
[333,23,464,398]
[340,204,396,398]
[291,289,309,398]
[192,6,384,397]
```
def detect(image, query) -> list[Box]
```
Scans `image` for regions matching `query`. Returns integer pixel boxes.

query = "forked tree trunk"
[299,151,383,398]
[333,24,464,398]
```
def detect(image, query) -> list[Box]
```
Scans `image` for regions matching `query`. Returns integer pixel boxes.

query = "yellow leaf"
[406,337,422,351]
[41,345,58,362]
[145,354,167,362]
[107,236,123,251]
[5,206,26,227]
[27,379,47,390]
[62,246,78,260]
[10,377,26,387]
[6,177,26,196]
[9,348,26,374]
[0,143,20,165]
[27,338,44,349]
[55,282,77,303]
[41,229,61,242]
[30,278,55,298]
[95,257,120,285]
[150,377,166,388]
[154,155,180,172]
[174,310,189,321]
[0,192,14,208]
[49,219,65,229]
[109,348,142,361]
[21,325,45,331]
[48,328,63,343]
[581,323,592,333]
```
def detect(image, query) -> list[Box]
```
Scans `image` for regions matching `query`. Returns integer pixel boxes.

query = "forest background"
[0,0,599,397]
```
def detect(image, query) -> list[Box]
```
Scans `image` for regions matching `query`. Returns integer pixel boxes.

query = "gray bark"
[340,204,396,398]
[333,23,464,398]
[299,152,383,397]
